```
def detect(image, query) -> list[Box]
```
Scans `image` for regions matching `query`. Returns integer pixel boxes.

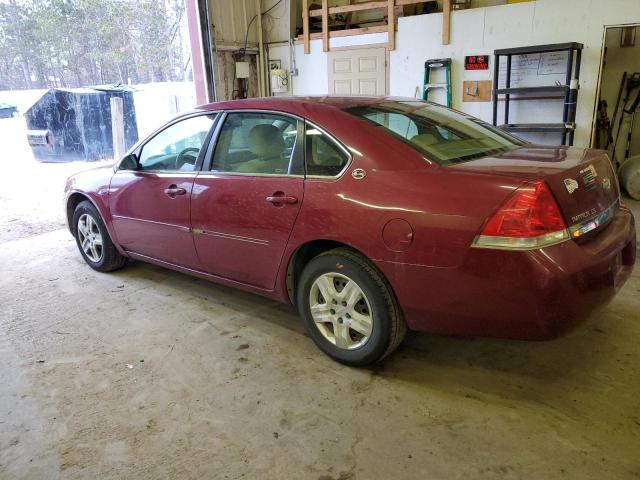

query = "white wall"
[391,2,559,144]
[268,32,388,96]
[270,0,640,148]
[393,0,640,147]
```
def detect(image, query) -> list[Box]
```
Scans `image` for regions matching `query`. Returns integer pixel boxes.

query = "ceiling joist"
[301,0,450,54]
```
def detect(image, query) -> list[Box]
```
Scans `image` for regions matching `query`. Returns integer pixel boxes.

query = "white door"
[327,48,386,95]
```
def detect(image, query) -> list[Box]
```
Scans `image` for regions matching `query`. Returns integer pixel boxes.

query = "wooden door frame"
[590,23,640,148]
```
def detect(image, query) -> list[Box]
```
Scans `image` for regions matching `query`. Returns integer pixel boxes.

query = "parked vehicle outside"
[0,102,18,118]
[25,86,138,162]
[64,96,636,366]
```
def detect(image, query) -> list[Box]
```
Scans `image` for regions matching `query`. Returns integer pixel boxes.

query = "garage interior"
[1,0,640,479]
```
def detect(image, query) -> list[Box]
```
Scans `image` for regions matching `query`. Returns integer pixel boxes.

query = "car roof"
[196,96,419,115]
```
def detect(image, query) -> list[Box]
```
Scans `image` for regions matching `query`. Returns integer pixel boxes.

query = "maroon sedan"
[64,97,636,366]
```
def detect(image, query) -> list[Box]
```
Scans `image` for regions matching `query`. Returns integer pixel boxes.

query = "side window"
[305,125,350,177]
[138,114,216,172]
[211,112,299,175]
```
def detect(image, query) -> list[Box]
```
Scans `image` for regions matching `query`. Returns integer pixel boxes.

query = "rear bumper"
[379,207,636,340]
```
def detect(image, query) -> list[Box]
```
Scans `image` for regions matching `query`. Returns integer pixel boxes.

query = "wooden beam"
[110,97,125,161]
[442,0,451,45]
[296,24,390,41]
[300,0,426,54]
[310,1,386,17]
[387,0,395,50]
[302,0,310,54]
[309,0,431,17]
[395,0,431,5]
[322,0,329,52]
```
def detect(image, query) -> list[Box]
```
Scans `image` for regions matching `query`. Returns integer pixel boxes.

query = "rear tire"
[73,200,126,272]
[297,248,406,366]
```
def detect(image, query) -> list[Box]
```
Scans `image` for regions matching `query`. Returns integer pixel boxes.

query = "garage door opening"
[593,25,640,166]
[0,0,213,243]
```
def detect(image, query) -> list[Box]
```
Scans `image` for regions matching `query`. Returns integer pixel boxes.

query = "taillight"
[473,181,569,250]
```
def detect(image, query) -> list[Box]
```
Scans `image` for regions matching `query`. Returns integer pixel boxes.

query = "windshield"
[344,100,526,165]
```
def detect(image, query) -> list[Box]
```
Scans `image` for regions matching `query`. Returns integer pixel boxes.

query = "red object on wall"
[465,55,490,70]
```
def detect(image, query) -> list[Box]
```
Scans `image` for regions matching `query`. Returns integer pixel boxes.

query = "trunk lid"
[450,145,620,228]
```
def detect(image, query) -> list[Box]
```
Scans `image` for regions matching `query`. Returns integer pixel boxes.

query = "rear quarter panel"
[281,154,528,324]
[289,168,524,267]
[281,106,527,267]
[277,106,530,314]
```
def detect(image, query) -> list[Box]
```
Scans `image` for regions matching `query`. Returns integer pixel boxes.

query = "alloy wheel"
[77,213,104,263]
[309,272,373,350]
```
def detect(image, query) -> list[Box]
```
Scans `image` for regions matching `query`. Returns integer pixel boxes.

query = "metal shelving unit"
[492,43,583,146]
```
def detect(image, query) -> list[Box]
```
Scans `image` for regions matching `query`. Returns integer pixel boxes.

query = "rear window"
[344,100,525,165]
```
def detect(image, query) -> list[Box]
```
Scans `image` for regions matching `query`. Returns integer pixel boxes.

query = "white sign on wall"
[498,51,570,88]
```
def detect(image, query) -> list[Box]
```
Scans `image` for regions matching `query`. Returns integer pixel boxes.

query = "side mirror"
[119,153,139,170]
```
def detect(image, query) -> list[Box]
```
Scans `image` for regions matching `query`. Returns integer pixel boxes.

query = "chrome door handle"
[164,185,187,198]
[266,194,298,205]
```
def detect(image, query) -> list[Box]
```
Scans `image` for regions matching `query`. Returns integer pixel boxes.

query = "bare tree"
[0,0,189,90]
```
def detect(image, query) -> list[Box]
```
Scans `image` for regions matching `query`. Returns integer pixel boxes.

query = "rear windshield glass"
[343,100,526,165]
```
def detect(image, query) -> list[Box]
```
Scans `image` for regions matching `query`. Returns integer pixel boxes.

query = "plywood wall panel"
[208,0,260,47]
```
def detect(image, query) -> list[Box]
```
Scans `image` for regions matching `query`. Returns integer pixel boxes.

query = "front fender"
[64,169,127,256]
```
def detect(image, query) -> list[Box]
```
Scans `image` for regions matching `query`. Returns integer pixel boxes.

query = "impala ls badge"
[352,168,367,180]
[564,178,579,194]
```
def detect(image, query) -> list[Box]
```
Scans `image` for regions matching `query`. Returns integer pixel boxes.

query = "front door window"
[138,114,216,171]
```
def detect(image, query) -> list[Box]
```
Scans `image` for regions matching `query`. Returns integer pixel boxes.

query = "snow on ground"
[0,82,197,243]
[0,89,48,114]
[0,116,111,242]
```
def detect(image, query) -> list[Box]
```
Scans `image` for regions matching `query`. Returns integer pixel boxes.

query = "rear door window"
[305,125,350,177]
[210,112,300,175]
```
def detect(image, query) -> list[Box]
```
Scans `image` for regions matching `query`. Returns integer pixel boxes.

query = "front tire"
[73,200,126,272]
[297,248,406,366]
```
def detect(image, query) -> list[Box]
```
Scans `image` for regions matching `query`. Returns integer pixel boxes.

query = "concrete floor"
[1,157,639,479]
